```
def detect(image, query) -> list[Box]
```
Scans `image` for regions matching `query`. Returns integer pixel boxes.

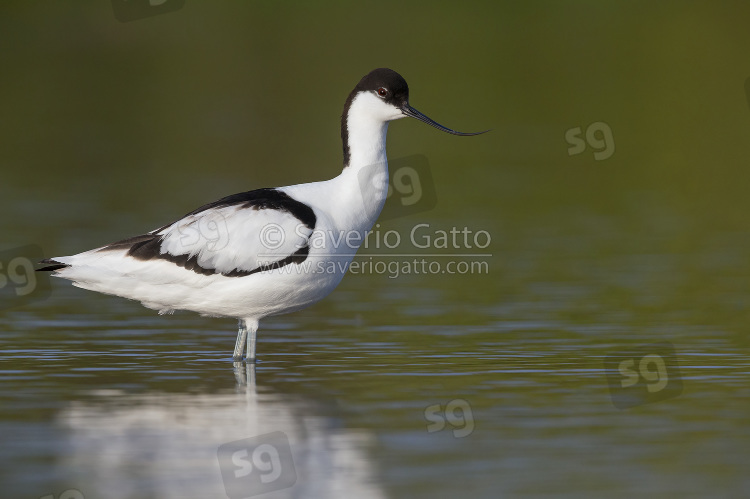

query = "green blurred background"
[4,1,750,221]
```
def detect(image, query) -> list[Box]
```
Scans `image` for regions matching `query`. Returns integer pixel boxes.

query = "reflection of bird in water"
[233,360,256,390]
[38,68,486,362]
[55,374,385,498]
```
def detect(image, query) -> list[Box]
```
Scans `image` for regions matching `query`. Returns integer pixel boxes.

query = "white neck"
[328,93,397,230]
[285,93,402,244]
[331,156,388,233]
[345,94,390,170]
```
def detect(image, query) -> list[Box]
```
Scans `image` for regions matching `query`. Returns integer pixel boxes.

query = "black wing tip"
[36,259,69,272]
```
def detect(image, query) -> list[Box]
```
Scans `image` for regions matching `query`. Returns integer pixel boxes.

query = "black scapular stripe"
[98,188,316,277]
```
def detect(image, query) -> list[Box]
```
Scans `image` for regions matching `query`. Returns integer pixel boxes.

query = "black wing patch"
[98,188,316,277]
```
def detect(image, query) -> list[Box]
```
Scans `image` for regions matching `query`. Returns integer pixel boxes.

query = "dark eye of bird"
[377,87,387,97]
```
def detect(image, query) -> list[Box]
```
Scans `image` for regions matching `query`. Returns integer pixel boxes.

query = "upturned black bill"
[401,105,488,136]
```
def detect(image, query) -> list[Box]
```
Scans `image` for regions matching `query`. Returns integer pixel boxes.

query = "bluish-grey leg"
[246,319,259,363]
[233,319,247,361]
